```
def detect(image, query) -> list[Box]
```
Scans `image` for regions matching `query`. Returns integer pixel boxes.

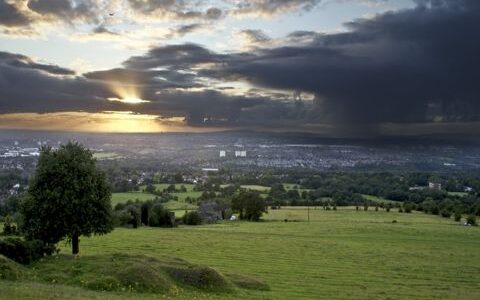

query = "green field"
[362,194,400,205]
[448,192,469,197]
[139,184,196,193]
[137,183,202,202]
[283,183,312,194]
[92,152,123,160]
[1,208,480,299]
[111,192,158,206]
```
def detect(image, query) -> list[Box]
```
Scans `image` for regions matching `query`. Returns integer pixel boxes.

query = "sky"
[0,0,479,137]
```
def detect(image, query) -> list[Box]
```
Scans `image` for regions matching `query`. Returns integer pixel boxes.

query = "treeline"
[111,190,266,228]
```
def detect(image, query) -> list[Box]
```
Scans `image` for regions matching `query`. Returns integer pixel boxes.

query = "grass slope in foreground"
[1,208,480,299]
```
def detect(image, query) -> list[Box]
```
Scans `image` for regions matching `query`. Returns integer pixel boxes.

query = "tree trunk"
[72,234,79,255]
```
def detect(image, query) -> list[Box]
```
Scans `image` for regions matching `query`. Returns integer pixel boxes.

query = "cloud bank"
[1,0,480,137]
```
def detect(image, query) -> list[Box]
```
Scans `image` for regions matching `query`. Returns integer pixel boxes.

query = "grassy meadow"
[362,194,401,205]
[112,184,201,217]
[2,207,480,299]
[111,192,157,206]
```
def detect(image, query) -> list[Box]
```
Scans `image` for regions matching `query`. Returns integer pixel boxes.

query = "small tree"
[232,191,266,221]
[403,202,414,213]
[148,204,174,227]
[145,184,156,194]
[440,210,452,218]
[454,211,462,222]
[183,211,202,225]
[466,215,477,226]
[21,142,113,255]
[2,214,17,235]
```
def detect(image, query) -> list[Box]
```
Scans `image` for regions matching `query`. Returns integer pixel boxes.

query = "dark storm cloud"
[209,0,480,125]
[0,0,31,27]
[2,0,480,135]
[0,50,275,127]
[0,62,115,113]
[123,44,227,69]
[84,68,201,90]
[0,51,75,75]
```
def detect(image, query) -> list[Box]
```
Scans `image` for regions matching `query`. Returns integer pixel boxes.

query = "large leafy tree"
[21,142,113,254]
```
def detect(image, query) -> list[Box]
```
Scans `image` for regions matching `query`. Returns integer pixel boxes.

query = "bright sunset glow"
[107,97,150,104]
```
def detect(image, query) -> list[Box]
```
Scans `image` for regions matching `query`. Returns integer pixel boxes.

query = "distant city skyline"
[1,0,480,138]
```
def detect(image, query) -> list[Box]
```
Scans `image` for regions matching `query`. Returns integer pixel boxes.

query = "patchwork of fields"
[1,207,480,299]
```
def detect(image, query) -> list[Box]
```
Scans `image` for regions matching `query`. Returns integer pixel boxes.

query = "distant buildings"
[409,182,443,191]
[235,150,247,157]
[428,182,442,190]
[218,150,247,158]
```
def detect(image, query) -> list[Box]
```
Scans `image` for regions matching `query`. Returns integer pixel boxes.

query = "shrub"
[398,208,403,213]
[386,207,390,212]
[454,211,462,222]
[2,214,17,235]
[440,210,452,218]
[466,215,477,226]
[183,211,202,225]
[0,238,56,264]
[403,202,414,213]
[375,206,379,211]
[431,205,440,215]
[198,202,223,223]
[149,204,175,227]
[0,254,25,280]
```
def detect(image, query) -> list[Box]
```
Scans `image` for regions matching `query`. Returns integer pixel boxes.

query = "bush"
[430,205,440,215]
[466,215,477,226]
[0,238,56,264]
[403,202,414,213]
[440,210,452,218]
[2,214,17,235]
[183,211,202,225]
[454,211,462,222]
[149,204,175,227]
[0,254,25,280]
[398,208,403,213]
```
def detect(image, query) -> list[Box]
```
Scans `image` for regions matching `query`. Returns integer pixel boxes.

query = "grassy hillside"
[1,208,480,299]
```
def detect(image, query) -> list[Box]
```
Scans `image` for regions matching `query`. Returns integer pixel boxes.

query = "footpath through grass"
[2,208,480,299]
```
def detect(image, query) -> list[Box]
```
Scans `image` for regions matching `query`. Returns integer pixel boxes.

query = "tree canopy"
[21,142,113,254]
